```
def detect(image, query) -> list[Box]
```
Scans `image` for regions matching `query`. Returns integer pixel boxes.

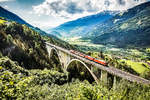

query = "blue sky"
[0,0,149,30]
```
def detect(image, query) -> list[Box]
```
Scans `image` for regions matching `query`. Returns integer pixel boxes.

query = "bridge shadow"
[67,60,95,83]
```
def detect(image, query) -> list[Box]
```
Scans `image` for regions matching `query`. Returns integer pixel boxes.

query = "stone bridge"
[46,42,150,86]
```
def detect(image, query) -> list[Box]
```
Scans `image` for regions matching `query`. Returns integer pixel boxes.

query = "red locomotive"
[70,50,107,66]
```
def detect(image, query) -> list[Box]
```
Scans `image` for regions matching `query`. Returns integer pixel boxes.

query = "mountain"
[91,2,150,48]
[0,6,32,27]
[0,6,48,36]
[48,11,117,38]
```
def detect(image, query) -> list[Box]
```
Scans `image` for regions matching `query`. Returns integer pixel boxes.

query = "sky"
[0,0,149,30]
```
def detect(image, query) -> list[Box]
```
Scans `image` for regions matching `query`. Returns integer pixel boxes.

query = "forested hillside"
[0,17,76,70]
[0,6,51,36]
[0,19,50,69]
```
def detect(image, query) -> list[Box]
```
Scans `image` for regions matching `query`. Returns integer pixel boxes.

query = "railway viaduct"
[45,42,150,86]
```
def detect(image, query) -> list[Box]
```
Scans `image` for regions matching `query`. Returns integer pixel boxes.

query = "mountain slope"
[48,11,117,38]
[0,6,32,27]
[0,19,52,69]
[91,2,150,47]
[88,1,150,38]
[0,6,49,36]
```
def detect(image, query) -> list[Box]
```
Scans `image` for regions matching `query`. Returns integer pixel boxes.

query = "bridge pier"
[101,70,108,85]
[58,51,71,69]
[113,76,121,89]
[46,44,52,57]
[91,65,101,81]
[113,76,117,89]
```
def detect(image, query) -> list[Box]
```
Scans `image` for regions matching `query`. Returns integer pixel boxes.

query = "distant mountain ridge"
[48,11,118,38]
[91,1,150,47]
[88,1,150,38]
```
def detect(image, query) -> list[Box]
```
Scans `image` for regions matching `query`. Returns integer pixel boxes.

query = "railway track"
[46,42,150,85]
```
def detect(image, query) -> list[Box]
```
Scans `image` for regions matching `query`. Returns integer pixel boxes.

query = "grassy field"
[64,37,104,47]
[0,19,6,24]
[120,60,150,74]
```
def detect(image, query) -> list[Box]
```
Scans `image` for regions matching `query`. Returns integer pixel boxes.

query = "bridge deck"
[46,42,150,85]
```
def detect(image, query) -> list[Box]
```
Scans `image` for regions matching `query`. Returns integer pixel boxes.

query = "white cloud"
[0,0,14,2]
[107,0,147,11]
[33,0,147,20]
[31,0,148,28]
[3,5,9,9]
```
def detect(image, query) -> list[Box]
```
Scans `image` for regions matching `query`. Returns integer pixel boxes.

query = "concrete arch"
[49,47,63,69]
[49,47,59,58]
[66,59,99,84]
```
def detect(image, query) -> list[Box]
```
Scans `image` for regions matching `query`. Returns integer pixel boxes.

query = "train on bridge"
[70,50,108,66]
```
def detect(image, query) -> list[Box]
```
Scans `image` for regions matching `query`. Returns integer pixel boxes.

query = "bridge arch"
[49,47,62,71]
[66,59,99,84]
[49,47,59,57]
